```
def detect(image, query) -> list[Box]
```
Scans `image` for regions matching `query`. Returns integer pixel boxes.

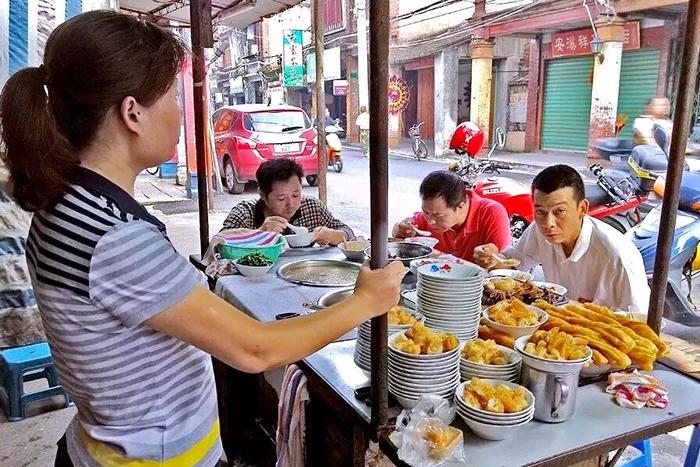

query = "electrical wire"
[393,0,540,49]
[391,0,467,23]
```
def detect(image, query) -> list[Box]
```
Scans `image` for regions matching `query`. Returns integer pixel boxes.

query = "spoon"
[413,227,432,237]
[287,223,309,235]
[491,253,521,268]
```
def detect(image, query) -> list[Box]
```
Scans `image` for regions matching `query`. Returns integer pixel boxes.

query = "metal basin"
[277,259,361,287]
[316,287,354,308]
[364,242,432,266]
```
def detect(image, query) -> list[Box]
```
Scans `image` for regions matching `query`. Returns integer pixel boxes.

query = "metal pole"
[369,0,390,436]
[189,0,214,257]
[313,0,327,205]
[647,0,700,333]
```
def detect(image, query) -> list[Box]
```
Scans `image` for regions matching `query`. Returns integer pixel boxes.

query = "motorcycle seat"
[584,181,613,206]
[630,145,690,173]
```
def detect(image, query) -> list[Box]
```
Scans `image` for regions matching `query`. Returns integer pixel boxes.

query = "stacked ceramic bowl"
[388,331,461,409]
[460,345,522,383]
[353,313,425,375]
[454,380,535,440]
[416,263,485,341]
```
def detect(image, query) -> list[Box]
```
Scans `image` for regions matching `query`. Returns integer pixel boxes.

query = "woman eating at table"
[0,10,405,467]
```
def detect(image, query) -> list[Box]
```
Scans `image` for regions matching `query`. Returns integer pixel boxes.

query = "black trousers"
[54,433,229,466]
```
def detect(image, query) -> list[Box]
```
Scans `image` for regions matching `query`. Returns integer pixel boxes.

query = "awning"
[119,0,304,29]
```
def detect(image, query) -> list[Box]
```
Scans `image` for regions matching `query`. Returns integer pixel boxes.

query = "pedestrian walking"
[356,106,370,157]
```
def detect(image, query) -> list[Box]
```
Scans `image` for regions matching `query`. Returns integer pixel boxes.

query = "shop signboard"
[307,47,341,83]
[333,79,348,95]
[282,29,304,87]
[551,22,640,58]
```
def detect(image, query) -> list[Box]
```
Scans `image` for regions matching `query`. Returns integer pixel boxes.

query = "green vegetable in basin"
[237,252,273,267]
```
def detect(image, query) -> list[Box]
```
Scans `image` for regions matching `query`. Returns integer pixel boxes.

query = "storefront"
[402,57,435,140]
[540,22,669,152]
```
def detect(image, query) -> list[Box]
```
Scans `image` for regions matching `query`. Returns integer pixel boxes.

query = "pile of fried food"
[461,338,510,365]
[392,323,460,355]
[534,300,669,371]
[486,299,540,327]
[418,421,463,460]
[483,277,564,306]
[524,328,591,361]
[478,325,515,348]
[388,305,419,326]
[462,377,530,413]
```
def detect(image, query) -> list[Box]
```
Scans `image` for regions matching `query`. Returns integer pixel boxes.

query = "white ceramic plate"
[489,269,535,281]
[533,281,568,296]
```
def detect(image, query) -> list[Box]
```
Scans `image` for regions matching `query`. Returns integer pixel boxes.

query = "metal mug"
[520,363,581,423]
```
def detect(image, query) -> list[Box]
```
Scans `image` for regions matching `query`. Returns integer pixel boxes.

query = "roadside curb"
[341,143,546,173]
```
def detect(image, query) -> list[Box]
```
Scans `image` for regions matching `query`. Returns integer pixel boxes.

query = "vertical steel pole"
[369,0,390,435]
[189,0,213,257]
[647,0,700,333]
[313,0,327,205]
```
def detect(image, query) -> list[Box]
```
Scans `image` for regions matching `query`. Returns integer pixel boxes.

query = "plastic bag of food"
[390,395,465,466]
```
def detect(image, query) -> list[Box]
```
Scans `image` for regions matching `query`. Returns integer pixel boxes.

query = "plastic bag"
[390,395,466,466]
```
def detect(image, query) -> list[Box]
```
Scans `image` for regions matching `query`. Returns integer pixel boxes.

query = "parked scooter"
[325,120,343,173]
[625,126,700,326]
[448,123,646,239]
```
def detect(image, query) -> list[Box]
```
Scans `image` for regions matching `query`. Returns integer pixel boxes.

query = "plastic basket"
[218,236,286,262]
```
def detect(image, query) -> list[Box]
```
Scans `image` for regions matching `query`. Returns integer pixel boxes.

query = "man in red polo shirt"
[392,171,511,262]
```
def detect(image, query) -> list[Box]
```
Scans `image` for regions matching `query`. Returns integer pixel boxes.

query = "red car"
[212,104,319,194]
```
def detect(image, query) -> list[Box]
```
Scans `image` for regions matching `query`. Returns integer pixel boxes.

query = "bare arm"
[147,262,405,373]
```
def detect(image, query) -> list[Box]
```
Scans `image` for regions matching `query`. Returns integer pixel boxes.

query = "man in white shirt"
[356,106,370,157]
[474,165,650,313]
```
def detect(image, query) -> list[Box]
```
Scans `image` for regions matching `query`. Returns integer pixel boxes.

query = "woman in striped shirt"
[0,10,404,467]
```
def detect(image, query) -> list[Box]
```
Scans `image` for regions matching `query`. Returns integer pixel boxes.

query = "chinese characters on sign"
[282,29,304,88]
[551,22,640,58]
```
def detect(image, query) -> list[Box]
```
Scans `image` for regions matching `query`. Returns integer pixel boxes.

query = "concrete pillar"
[434,47,459,158]
[470,38,495,144]
[524,37,542,151]
[588,19,625,156]
[346,55,360,143]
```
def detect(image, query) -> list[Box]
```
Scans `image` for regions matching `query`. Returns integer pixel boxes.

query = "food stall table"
[213,249,700,466]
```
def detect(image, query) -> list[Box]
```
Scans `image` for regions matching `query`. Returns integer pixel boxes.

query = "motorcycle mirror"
[486,127,506,161]
[653,124,670,157]
[496,127,506,149]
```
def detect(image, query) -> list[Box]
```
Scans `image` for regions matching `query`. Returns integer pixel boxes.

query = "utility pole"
[313,0,327,204]
[189,0,213,257]
[355,0,369,108]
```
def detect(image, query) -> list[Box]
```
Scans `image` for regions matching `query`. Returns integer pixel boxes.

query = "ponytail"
[1,67,78,212]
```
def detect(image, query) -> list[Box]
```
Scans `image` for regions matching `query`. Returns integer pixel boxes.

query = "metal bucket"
[520,364,580,423]
[514,336,591,423]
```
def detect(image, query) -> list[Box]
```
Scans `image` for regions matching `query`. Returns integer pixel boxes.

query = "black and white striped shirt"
[26,167,222,466]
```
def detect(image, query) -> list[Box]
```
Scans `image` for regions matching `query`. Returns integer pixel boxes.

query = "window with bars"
[667,38,700,129]
[324,0,346,34]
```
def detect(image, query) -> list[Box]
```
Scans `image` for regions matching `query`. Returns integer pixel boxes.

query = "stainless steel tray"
[277,260,361,287]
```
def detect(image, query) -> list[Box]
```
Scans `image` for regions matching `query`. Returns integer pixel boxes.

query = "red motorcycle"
[448,123,647,239]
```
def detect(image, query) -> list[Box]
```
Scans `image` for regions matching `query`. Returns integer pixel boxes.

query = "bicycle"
[408,122,428,160]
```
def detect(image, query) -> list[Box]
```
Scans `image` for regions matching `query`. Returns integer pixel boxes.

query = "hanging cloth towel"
[276,364,309,467]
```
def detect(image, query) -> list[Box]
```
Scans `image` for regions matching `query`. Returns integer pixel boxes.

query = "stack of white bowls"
[416,263,485,341]
[388,331,461,408]
[454,379,535,440]
[353,313,425,375]
[460,345,522,383]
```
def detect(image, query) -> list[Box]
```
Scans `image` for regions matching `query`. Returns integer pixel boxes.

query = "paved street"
[156,146,536,255]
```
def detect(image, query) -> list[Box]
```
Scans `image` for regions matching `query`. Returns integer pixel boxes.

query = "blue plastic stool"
[0,342,71,421]
[685,425,700,467]
[620,439,653,467]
